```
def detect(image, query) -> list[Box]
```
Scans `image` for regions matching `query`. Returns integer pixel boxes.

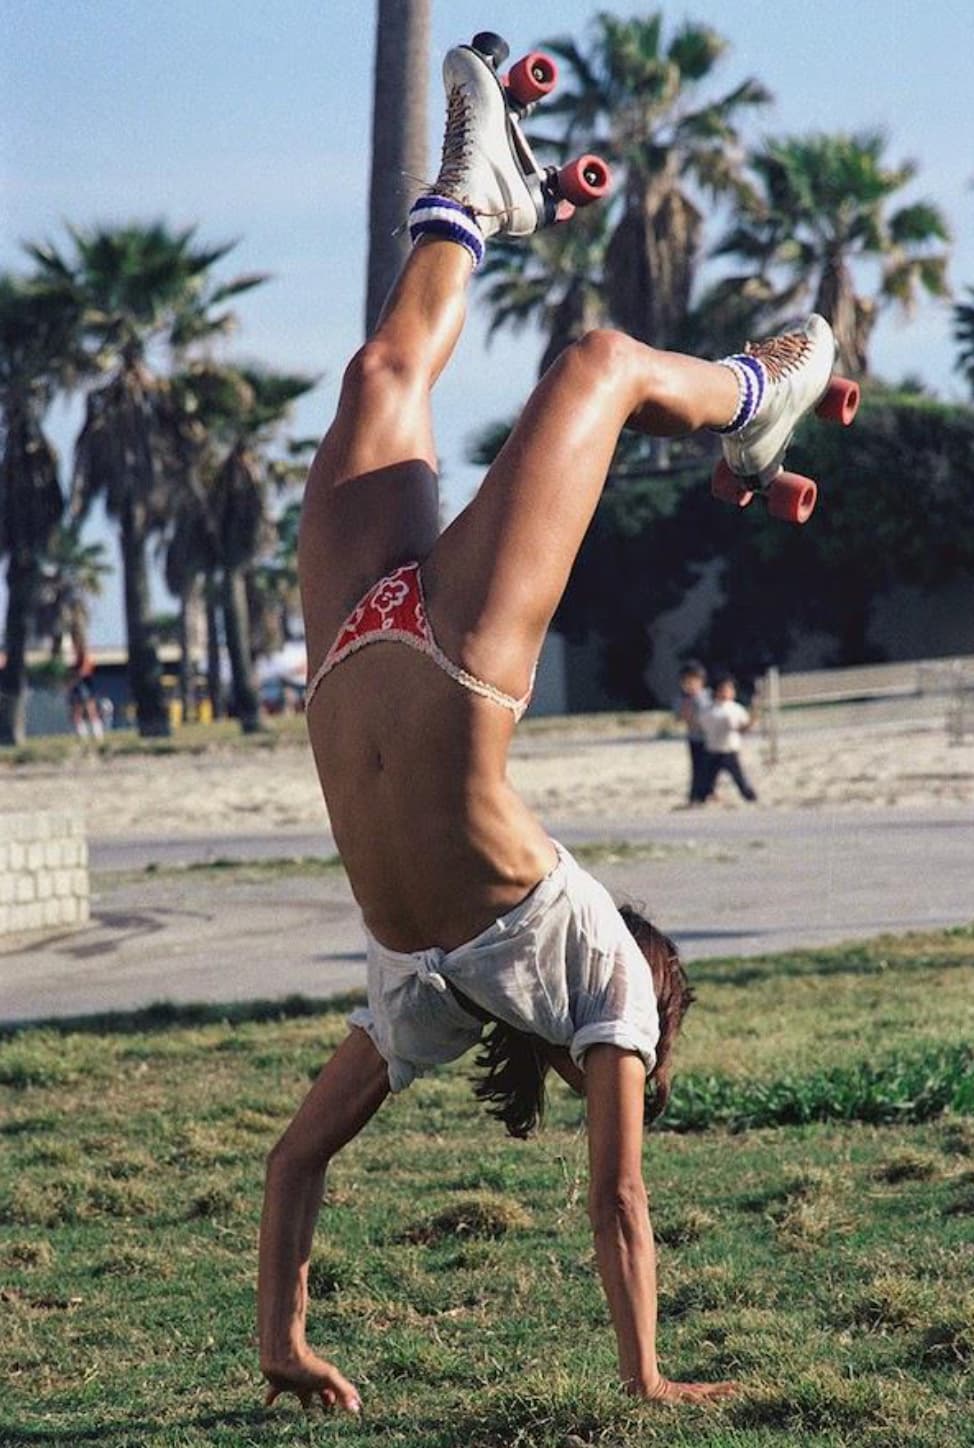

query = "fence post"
[947,659,965,746]
[764,664,780,768]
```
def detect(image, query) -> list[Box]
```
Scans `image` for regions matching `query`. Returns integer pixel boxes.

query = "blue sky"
[3,0,973,645]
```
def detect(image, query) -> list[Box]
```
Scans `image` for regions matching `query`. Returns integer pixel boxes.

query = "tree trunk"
[814,252,867,377]
[605,179,702,350]
[222,567,261,733]
[204,573,224,718]
[851,297,877,379]
[120,500,170,737]
[0,549,38,747]
[538,280,605,377]
[835,582,875,666]
[364,0,430,336]
[177,584,193,718]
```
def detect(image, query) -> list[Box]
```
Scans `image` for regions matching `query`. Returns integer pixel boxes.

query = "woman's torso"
[305,641,556,953]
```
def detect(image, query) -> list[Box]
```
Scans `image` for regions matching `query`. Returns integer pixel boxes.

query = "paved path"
[2,805,971,1025]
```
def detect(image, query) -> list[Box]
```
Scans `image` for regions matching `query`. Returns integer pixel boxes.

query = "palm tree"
[713,132,952,376]
[365,0,430,335]
[248,497,304,656]
[165,365,315,732]
[480,204,611,378]
[536,12,770,352]
[954,287,974,396]
[163,515,212,720]
[0,275,81,745]
[28,222,266,736]
[34,522,111,662]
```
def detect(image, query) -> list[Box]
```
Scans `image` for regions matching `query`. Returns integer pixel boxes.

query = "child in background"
[672,660,712,805]
[67,631,104,742]
[699,674,757,802]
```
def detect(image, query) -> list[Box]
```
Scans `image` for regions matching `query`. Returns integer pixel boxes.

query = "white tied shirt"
[700,699,750,754]
[349,842,660,1092]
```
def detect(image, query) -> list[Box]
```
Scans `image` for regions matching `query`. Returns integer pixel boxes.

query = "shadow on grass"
[0,991,367,1040]
[689,937,974,987]
[0,1407,277,1443]
[671,928,757,943]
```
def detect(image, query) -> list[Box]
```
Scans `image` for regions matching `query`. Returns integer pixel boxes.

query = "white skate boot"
[712,315,861,524]
[416,34,611,247]
[436,41,544,237]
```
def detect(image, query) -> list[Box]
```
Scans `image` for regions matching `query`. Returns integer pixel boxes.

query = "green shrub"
[664,1042,973,1132]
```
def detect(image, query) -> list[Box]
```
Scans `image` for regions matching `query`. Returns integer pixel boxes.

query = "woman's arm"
[258,1027,390,1413]
[584,1045,736,1404]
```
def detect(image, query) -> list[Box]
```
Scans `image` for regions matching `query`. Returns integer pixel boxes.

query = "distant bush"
[26,659,68,687]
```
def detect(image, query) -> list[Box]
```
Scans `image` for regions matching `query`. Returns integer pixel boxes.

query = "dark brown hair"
[618,906,695,1124]
[471,907,695,1138]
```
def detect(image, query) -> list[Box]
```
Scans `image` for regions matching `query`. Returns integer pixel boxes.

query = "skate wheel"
[556,154,612,206]
[506,51,557,105]
[471,31,510,70]
[767,470,817,524]
[815,376,860,426]
[711,459,754,509]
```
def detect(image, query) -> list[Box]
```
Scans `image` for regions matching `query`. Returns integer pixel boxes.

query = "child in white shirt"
[699,674,758,801]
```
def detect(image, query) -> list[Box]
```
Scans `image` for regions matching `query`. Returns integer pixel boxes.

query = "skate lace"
[745,330,810,383]
[436,85,475,197]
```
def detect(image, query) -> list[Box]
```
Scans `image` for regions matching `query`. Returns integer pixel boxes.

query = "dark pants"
[688,738,711,803]
[705,750,757,802]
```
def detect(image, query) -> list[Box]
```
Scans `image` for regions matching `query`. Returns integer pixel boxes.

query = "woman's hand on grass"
[262,1349,362,1415]
[636,1374,739,1405]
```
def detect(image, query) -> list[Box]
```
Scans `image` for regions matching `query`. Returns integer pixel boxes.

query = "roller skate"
[430,32,611,239]
[712,314,861,524]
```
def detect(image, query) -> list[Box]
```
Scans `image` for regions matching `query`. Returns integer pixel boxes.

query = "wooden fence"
[759,657,974,765]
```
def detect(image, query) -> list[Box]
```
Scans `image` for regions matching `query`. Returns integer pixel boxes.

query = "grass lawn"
[0,715,309,767]
[0,710,670,768]
[2,927,972,1447]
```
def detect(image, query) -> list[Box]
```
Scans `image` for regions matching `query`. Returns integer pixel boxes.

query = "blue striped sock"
[408,194,486,269]
[712,353,768,434]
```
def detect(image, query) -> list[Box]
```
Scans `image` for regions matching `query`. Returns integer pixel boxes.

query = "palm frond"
[953,289,974,391]
[208,272,273,305]
[666,22,726,81]
[466,417,515,468]
[888,201,952,247]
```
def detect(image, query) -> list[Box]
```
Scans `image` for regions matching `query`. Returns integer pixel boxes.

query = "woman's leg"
[299,31,576,665]
[425,330,740,697]
[298,237,474,665]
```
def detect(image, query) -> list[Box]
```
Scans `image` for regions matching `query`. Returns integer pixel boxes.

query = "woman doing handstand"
[258,34,841,1415]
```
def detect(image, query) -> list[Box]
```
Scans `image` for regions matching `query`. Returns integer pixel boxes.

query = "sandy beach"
[3,710,972,841]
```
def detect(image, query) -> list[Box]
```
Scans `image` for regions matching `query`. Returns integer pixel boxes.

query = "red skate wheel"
[711,459,754,509]
[815,376,860,426]
[767,471,817,524]
[556,154,612,206]
[506,51,557,106]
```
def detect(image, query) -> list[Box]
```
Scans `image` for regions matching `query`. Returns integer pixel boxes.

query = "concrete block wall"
[0,811,89,937]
